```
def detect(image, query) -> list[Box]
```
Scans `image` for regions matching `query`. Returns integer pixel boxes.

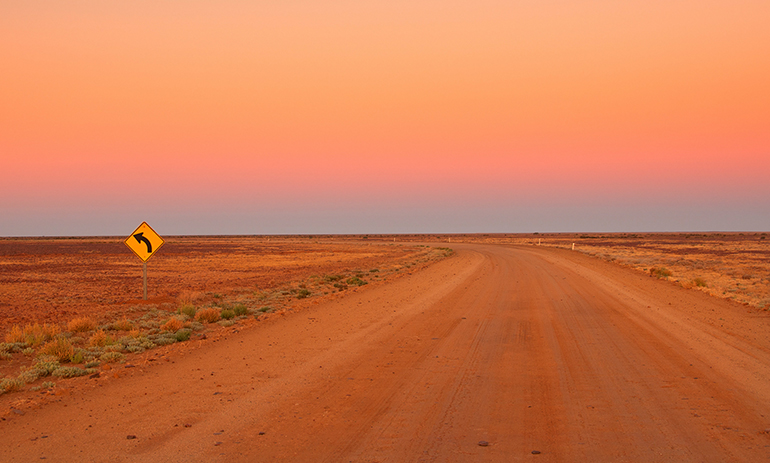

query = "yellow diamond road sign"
[125,222,164,262]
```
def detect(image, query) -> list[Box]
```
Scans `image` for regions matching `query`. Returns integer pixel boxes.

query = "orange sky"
[1,1,769,234]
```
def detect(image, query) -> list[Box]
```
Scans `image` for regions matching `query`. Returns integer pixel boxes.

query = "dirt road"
[3,244,770,462]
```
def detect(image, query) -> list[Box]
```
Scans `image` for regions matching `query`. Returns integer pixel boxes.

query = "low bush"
[67,317,96,333]
[346,276,367,286]
[296,289,311,299]
[232,304,249,316]
[220,309,235,320]
[111,318,134,331]
[0,377,24,393]
[100,351,125,363]
[161,318,184,332]
[5,323,60,346]
[693,278,708,288]
[196,308,220,324]
[52,367,96,378]
[149,333,177,346]
[70,350,85,364]
[17,356,60,383]
[178,304,197,318]
[174,329,192,342]
[650,267,672,279]
[89,330,112,347]
[40,338,75,362]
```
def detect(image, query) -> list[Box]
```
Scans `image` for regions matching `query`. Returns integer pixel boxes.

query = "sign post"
[143,262,148,300]
[124,222,164,300]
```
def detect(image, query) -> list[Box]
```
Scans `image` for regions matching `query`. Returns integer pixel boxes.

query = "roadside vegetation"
[0,245,455,396]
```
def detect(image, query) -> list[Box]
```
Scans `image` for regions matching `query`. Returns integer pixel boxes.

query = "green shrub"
[70,350,85,364]
[258,306,272,313]
[693,278,708,287]
[232,304,249,316]
[174,329,191,342]
[296,289,311,299]
[220,309,235,320]
[179,304,197,318]
[346,277,367,286]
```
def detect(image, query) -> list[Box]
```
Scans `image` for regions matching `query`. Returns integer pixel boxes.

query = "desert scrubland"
[0,236,447,393]
[1,235,769,461]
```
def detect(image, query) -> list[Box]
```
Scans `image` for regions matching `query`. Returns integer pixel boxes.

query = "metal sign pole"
[143,261,148,300]
[125,222,164,301]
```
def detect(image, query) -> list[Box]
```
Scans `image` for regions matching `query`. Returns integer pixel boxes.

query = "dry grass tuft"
[5,323,61,346]
[160,318,184,332]
[40,337,75,362]
[88,330,111,347]
[195,308,220,324]
[111,318,134,331]
[67,317,96,333]
[650,267,672,279]
[4,325,25,344]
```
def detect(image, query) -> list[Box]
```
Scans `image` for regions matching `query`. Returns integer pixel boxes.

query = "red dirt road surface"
[3,243,770,461]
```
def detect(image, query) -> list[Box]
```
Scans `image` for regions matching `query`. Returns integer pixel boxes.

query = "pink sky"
[1,1,769,235]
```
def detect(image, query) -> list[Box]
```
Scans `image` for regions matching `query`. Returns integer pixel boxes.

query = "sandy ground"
[2,243,770,461]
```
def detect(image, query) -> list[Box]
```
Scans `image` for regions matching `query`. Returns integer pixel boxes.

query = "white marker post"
[572,243,575,250]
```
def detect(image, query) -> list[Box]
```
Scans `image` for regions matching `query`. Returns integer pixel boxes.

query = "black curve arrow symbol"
[133,233,152,254]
